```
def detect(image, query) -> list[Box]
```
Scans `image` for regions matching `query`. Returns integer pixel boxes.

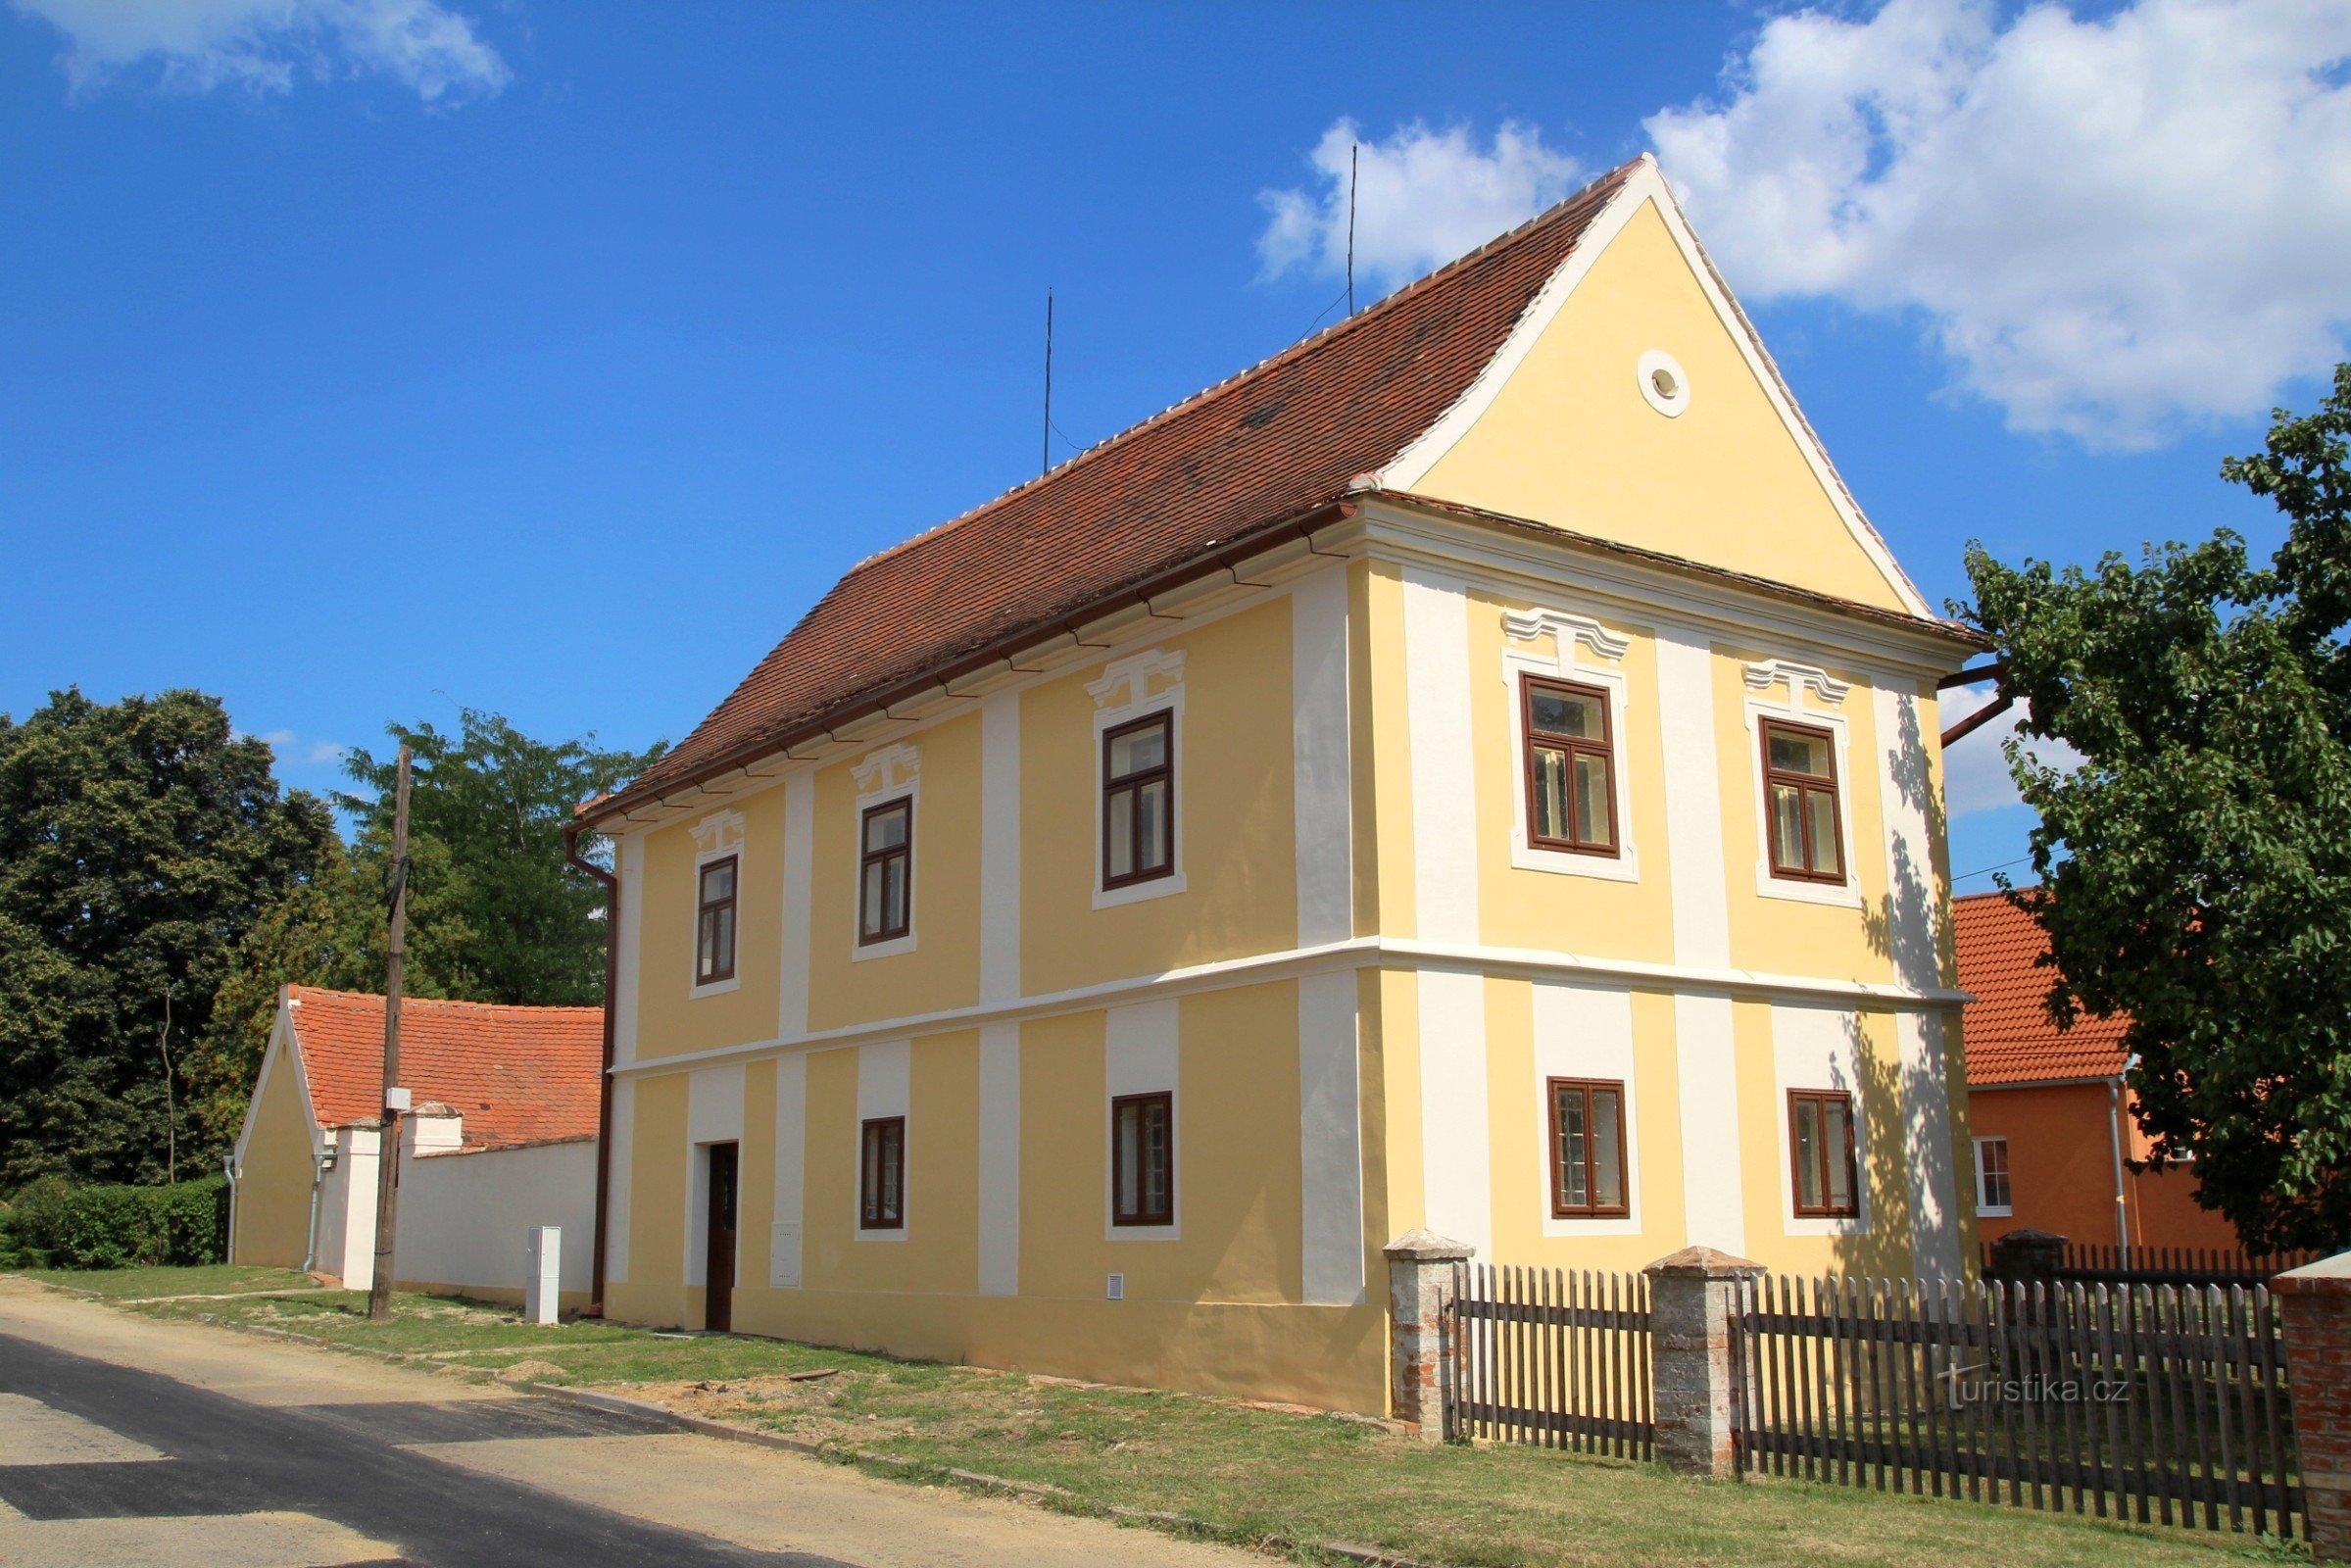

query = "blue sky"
[5,1,2346,893]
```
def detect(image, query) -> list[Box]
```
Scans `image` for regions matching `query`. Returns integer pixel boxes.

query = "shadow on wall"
[1837,691,1962,1285]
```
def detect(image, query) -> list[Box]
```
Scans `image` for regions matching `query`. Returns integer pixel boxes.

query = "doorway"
[704,1142,738,1334]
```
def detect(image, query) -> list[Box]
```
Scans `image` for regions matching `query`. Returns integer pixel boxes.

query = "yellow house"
[573,155,1983,1416]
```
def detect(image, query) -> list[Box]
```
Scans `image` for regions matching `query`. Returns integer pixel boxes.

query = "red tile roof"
[1953,892,2130,1088]
[597,159,1648,819]
[285,986,603,1151]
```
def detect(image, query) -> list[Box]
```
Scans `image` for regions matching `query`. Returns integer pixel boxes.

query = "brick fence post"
[2274,1251,2351,1561]
[1643,1246,1764,1480]
[1384,1229,1474,1442]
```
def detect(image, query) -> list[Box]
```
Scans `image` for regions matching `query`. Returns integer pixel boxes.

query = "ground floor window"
[1110,1091,1173,1226]
[1788,1089,1858,1218]
[859,1115,905,1230]
[1546,1077,1629,1217]
[1974,1135,2013,1216]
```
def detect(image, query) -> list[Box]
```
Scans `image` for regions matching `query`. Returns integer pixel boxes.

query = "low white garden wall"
[393,1138,597,1302]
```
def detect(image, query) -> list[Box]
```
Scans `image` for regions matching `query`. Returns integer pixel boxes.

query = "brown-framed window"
[1547,1077,1630,1218]
[858,798,912,945]
[1522,676,1618,855]
[1788,1089,1859,1218]
[1110,1091,1174,1226]
[859,1115,905,1230]
[696,856,738,985]
[1102,711,1173,889]
[1761,719,1844,882]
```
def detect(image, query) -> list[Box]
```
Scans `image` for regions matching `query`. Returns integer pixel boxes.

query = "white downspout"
[2110,1052,2142,1263]
[302,1145,328,1274]
[222,1155,240,1263]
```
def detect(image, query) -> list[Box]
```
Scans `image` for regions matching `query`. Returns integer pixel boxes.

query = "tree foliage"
[0,690,335,1190]
[1963,363,2351,1252]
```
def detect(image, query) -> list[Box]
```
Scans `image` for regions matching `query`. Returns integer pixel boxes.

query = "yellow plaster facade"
[595,164,1980,1416]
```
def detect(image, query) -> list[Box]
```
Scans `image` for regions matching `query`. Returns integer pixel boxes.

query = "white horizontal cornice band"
[607,935,1970,1079]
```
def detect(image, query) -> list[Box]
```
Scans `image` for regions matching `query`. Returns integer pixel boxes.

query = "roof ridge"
[837,155,1647,581]
[288,985,603,1016]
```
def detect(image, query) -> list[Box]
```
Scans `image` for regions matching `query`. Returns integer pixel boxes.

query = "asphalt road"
[0,1325,849,1567]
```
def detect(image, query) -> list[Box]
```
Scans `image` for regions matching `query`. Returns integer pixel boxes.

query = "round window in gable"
[1637,350,1691,418]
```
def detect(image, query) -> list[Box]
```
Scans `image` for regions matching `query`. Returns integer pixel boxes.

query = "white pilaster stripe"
[1292,564,1353,948]
[976,1021,1020,1296]
[1298,968,1364,1304]
[1655,628,1744,1252]
[769,1054,806,1288]
[779,771,814,1039]
[1416,968,1492,1258]
[613,835,643,1066]
[1400,566,1479,943]
[980,690,1022,1003]
[604,1077,633,1284]
[1875,682,1961,1276]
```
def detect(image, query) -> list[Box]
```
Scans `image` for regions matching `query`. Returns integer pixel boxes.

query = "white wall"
[393,1139,599,1298]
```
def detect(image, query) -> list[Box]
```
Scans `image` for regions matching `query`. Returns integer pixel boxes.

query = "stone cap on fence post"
[1642,1247,1763,1481]
[1384,1230,1474,1443]
[1984,1227,2068,1284]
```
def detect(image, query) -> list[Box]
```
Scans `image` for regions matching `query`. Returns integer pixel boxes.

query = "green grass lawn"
[17,1263,318,1299]
[73,1268,2306,1568]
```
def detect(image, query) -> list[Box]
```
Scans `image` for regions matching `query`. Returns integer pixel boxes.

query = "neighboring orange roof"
[1953,892,2130,1088]
[284,986,603,1151]
[593,159,1645,820]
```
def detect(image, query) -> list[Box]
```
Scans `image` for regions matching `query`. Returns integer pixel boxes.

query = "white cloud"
[1646,0,2351,448]
[13,0,509,100]
[1258,119,1587,295]
[305,739,347,764]
[1939,681,2083,816]
[256,728,296,750]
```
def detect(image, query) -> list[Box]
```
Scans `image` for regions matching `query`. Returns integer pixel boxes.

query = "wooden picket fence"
[1732,1276,2304,1540]
[1983,1241,2326,1291]
[1445,1263,1652,1457]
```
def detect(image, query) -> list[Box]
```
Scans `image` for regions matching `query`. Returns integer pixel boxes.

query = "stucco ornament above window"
[1086,648,1187,711]
[1743,658,1850,708]
[691,808,746,858]
[1637,349,1690,417]
[1503,607,1630,663]
[852,742,922,797]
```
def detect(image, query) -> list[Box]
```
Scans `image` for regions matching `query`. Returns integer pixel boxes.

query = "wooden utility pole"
[366,745,413,1323]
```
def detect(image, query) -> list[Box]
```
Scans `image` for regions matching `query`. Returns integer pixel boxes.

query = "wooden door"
[705,1142,738,1334]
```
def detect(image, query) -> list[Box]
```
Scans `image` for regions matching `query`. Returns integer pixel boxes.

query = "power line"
[1953,854,2033,883]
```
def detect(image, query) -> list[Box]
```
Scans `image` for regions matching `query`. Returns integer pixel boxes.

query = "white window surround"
[1973,1136,2013,1217]
[1637,348,1691,418]
[1742,660,1865,911]
[854,1040,911,1244]
[689,809,746,998]
[1089,648,1187,911]
[1502,606,1640,884]
[1103,998,1180,1242]
[1770,1003,1873,1240]
[849,742,921,962]
[1533,981,1643,1239]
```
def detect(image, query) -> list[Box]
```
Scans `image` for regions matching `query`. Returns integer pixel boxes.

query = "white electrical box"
[524,1225,562,1326]
[1105,1272,1124,1301]
[384,1086,413,1112]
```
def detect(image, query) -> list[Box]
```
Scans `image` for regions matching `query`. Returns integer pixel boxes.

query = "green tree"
[1962,363,2351,1253]
[340,710,661,1006]
[0,690,335,1189]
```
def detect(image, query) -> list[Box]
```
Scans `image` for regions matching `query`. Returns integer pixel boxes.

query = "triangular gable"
[232,990,321,1175]
[1383,155,1931,618]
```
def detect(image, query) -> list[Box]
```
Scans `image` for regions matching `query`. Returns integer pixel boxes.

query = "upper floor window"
[858,798,912,946]
[1523,676,1618,856]
[860,1115,906,1230]
[1110,1090,1174,1226]
[696,856,738,985]
[1761,719,1843,883]
[1788,1089,1858,1218]
[1102,711,1173,890]
[1547,1077,1629,1218]
[1974,1136,2013,1216]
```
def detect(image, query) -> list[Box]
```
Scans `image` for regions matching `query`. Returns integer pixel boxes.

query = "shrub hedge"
[4,1176,229,1270]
